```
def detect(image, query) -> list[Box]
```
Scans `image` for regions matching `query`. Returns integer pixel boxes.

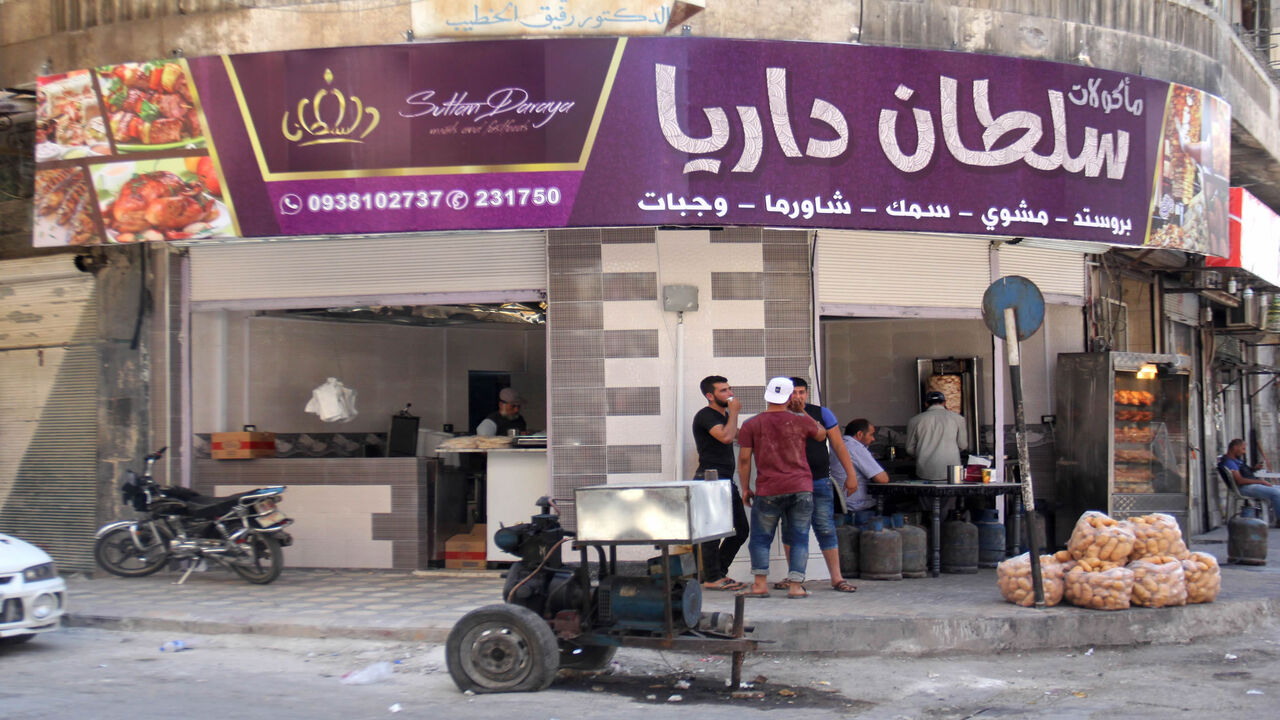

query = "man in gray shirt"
[831,418,889,514]
[906,391,967,481]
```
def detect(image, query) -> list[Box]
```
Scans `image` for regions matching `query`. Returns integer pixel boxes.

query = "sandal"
[772,581,792,590]
[703,577,746,592]
[739,589,771,598]
[831,580,857,593]
[787,586,810,599]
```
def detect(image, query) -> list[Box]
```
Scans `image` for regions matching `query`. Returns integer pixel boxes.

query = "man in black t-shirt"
[692,375,749,591]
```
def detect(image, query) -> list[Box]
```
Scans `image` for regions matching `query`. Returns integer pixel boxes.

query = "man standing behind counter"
[476,387,527,436]
[906,390,967,481]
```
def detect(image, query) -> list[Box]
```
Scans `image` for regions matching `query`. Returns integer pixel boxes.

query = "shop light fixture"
[1136,364,1158,380]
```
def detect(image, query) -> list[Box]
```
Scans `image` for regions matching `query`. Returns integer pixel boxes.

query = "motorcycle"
[93,447,294,584]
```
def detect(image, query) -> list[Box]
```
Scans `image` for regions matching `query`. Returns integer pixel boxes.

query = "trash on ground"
[159,640,191,653]
[388,704,402,713]
[667,694,683,702]
[340,661,395,685]
[1225,653,1239,661]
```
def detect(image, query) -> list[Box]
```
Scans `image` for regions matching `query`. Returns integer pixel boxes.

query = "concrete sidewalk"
[63,527,1280,655]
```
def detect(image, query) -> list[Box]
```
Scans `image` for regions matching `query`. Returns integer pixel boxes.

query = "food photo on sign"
[33,166,99,246]
[96,60,205,152]
[1145,84,1231,257]
[35,70,109,161]
[92,156,230,243]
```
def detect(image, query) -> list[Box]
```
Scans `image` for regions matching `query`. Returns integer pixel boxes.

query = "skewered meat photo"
[94,158,231,243]
[97,60,204,150]
[32,167,100,246]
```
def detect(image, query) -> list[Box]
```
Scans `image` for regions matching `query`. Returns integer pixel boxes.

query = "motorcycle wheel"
[446,604,559,693]
[94,525,171,577]
[229,534,283,584]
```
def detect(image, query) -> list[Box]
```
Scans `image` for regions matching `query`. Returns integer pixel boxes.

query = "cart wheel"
[446,604,559,693]
[558,642,617,671]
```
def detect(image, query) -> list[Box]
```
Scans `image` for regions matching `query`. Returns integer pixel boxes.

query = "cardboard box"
[211,431,276,460]
[444,531,487,570]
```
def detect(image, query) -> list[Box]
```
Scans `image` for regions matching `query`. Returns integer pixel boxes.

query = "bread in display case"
[1054,352,1191,546]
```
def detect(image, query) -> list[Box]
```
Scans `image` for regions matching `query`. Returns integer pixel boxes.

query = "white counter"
[437,447,548,561]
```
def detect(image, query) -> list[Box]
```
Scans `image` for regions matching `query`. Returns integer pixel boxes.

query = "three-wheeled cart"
[445,480,761,693]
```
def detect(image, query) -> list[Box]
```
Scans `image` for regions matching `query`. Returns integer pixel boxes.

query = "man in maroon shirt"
[737,376,827,599]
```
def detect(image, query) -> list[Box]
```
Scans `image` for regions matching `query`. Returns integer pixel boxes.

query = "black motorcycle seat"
[163,486,254,519]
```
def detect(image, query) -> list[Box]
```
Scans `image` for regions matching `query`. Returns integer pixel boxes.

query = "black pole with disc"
[983,276,1047,609]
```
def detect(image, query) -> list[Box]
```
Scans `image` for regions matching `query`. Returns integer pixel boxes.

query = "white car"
[0,533,67,644]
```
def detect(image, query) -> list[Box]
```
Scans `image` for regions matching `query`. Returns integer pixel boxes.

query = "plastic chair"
[1216,457,1271,525]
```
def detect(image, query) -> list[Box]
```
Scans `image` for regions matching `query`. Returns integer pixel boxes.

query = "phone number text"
[303,187,563,213]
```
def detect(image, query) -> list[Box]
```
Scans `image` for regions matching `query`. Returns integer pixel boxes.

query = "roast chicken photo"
[96,159,229,243]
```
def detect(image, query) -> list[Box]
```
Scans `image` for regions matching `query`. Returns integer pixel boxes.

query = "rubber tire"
[94,525,170,577]
[0,634,36,645]
[558,642,617,671]
[229,534,284,584]
[446,603,559,693]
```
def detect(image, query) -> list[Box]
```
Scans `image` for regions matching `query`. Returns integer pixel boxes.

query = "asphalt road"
[3,623,1279,719]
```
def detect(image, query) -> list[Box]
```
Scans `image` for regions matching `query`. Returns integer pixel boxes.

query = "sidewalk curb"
[66,614,453,644]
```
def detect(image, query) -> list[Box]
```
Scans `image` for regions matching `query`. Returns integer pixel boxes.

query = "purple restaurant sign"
[33,37,1230,255]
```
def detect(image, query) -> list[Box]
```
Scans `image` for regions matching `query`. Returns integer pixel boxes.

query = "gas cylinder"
[1227,506,1268,566]
[859,517,902,580]
[974,508,1006,568]
[941,510,979,574]
[837,523,860,578]
[891,513,928,579]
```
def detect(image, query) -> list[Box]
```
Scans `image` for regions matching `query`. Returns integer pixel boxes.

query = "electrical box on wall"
[663,285,699,312]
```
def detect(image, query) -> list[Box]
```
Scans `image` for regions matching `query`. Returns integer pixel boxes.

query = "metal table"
[866,481,1024,577]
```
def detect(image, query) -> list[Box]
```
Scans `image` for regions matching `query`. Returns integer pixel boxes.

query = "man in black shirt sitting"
[692,375,748,591]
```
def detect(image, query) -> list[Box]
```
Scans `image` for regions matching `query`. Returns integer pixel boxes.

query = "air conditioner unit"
[1215,336,1244,364]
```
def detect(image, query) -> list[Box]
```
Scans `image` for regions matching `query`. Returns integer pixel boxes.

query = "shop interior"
[819,306,1084,489]
[188,303,547,569]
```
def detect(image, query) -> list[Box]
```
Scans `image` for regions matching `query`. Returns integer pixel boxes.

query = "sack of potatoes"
[1123,513,1189,562]
[1180,551,1221,604]
[1067,511,1136,565]
[1127,556,1187,608]
[996,553,1065,607]
[1064,565,1134,610]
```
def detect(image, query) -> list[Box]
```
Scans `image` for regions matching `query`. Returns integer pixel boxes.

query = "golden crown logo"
[282,68,381,146]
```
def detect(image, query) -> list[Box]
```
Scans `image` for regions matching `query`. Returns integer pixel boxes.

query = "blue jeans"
[1240,483,1280,521]
[780,477,838,551]
[748,491,813,582]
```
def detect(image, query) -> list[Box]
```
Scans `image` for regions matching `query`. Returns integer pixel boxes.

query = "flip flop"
[772,581,791,590]
[787,587,810,599]
[704,578,746,592]
[831,580,857,593]
[739,589,771,598]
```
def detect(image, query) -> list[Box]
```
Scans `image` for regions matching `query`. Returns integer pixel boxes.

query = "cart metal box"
[574,480,733,544]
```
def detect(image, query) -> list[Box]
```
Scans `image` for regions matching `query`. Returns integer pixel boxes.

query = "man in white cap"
[737,376,827,599]
[476,387,527,436]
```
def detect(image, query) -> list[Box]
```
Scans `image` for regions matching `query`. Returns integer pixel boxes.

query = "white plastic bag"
[305,377,358,423]
[340,661,394,685]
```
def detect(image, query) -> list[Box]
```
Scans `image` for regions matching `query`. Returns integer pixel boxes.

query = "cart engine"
[495,497,701,633]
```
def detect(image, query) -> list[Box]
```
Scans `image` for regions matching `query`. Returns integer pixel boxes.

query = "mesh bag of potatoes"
[996,553,1065,607]
[1124,513,1190,561]
[1064,565,1135,610]
[1180,552,1221,604]
[1127,556,1187,608]
[1067,511,1136,565]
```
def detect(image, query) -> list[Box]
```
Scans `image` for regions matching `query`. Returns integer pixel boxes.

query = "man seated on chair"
[1220,438,1280,526]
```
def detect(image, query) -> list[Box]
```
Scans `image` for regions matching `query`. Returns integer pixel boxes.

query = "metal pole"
[730,592,746,690]
[1004,308,1045,609]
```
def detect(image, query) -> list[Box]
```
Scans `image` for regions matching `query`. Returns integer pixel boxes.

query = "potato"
[1068,511,1136,564]
[1064,565,1134,610]
[1127,557,1187,607]
[1125,514,1189,562]
[1181,551,1221,604]
[996,553,1064,607]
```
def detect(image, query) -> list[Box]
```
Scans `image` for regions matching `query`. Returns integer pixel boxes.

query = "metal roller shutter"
[996,243,1086,299]
[816,231,990,312]
[0,257,99,569]
[188,232,548,306]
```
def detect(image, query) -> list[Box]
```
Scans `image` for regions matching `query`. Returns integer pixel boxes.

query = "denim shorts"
[810,477,838,551]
